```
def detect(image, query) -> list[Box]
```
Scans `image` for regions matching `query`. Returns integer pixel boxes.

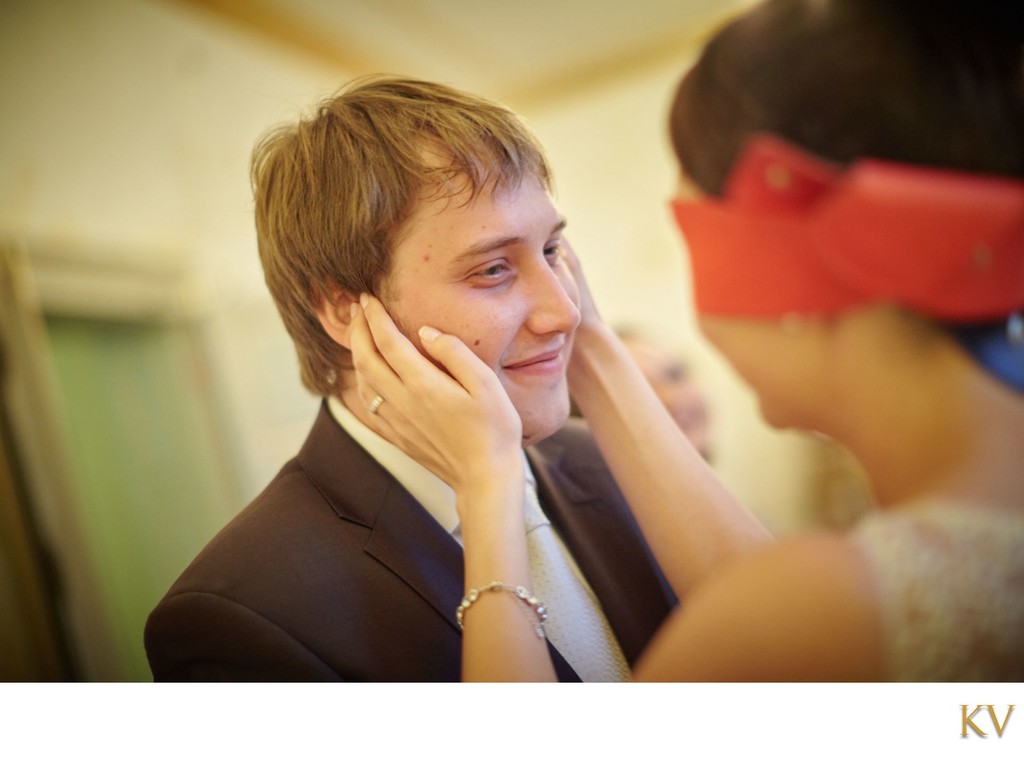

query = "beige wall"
[1,0,817,541]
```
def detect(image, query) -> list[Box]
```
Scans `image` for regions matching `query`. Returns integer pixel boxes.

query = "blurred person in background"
[617,328,712,461]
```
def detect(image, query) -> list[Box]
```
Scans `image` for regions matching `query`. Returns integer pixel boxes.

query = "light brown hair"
[252,76,552,396]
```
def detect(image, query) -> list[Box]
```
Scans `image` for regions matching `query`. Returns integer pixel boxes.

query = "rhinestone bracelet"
[456,581,548,639]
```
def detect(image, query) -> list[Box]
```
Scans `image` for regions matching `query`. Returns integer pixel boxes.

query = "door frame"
[0,238,214,680]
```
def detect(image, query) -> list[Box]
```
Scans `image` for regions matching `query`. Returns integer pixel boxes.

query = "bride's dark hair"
[670,0,1024,194]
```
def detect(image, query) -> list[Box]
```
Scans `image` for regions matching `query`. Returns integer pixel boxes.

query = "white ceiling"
[181,0,754,107]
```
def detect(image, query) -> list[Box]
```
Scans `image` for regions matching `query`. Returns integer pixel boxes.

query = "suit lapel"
[364,486,465,631]
[299,402,593,681]
[366,489,580,680]
[298,402,464,630]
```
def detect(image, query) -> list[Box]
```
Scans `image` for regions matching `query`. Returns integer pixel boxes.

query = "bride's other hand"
[561,238,605,333]
[348,293,523,491]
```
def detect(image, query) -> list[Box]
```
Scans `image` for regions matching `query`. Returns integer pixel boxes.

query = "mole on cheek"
[473,339,481,346]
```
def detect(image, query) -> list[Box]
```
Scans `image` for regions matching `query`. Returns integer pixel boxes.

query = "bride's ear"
[315,288,359,349]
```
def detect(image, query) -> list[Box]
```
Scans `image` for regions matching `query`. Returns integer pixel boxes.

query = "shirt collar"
[326,396,544,544]
[328,395,461,540]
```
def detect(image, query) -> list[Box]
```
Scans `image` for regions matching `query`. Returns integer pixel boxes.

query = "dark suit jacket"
[145,401,675,681]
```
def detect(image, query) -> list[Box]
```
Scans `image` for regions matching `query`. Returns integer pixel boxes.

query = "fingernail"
[359,293,369,308]
[419,325,440,342]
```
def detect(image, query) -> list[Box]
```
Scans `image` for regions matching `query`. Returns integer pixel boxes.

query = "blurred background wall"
[0,0,871,681]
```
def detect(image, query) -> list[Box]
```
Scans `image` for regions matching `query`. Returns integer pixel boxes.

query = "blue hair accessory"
[950,312,1024,392]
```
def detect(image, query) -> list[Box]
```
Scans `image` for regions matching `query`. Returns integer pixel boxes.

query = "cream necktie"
[523,470,631,682]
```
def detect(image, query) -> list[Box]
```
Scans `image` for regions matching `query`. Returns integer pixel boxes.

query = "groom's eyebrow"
[451,218,568,265]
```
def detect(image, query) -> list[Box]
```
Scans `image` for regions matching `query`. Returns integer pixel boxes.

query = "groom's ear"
[315,288,359,349]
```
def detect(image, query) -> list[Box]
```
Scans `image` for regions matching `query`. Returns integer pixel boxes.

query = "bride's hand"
[352,297,553,683]
[561,239,617,392]
[561,238,604,332]
[348,294,523,492]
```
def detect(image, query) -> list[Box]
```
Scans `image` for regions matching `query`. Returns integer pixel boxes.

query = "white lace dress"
[853,502,1024,681]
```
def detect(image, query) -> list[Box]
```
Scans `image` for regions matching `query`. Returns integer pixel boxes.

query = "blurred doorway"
[0,241,243,681]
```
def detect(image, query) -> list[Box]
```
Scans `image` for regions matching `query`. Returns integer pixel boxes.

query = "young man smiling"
[145,77,674,682]
[322,169,578,448]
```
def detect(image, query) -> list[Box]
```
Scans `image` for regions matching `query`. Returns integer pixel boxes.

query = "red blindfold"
[670,135,1024,321]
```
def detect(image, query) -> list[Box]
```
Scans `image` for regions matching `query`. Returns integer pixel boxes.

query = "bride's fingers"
[348,301,387,372]
[348,300,409,411]
[353,295,522,486]
[560,238,601,324]
[348,308,424,447]
[416,325,506,400]
[417,325,522,443]
[357,295,515,435]
[359,295,470,394]
[356,291,498,402]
